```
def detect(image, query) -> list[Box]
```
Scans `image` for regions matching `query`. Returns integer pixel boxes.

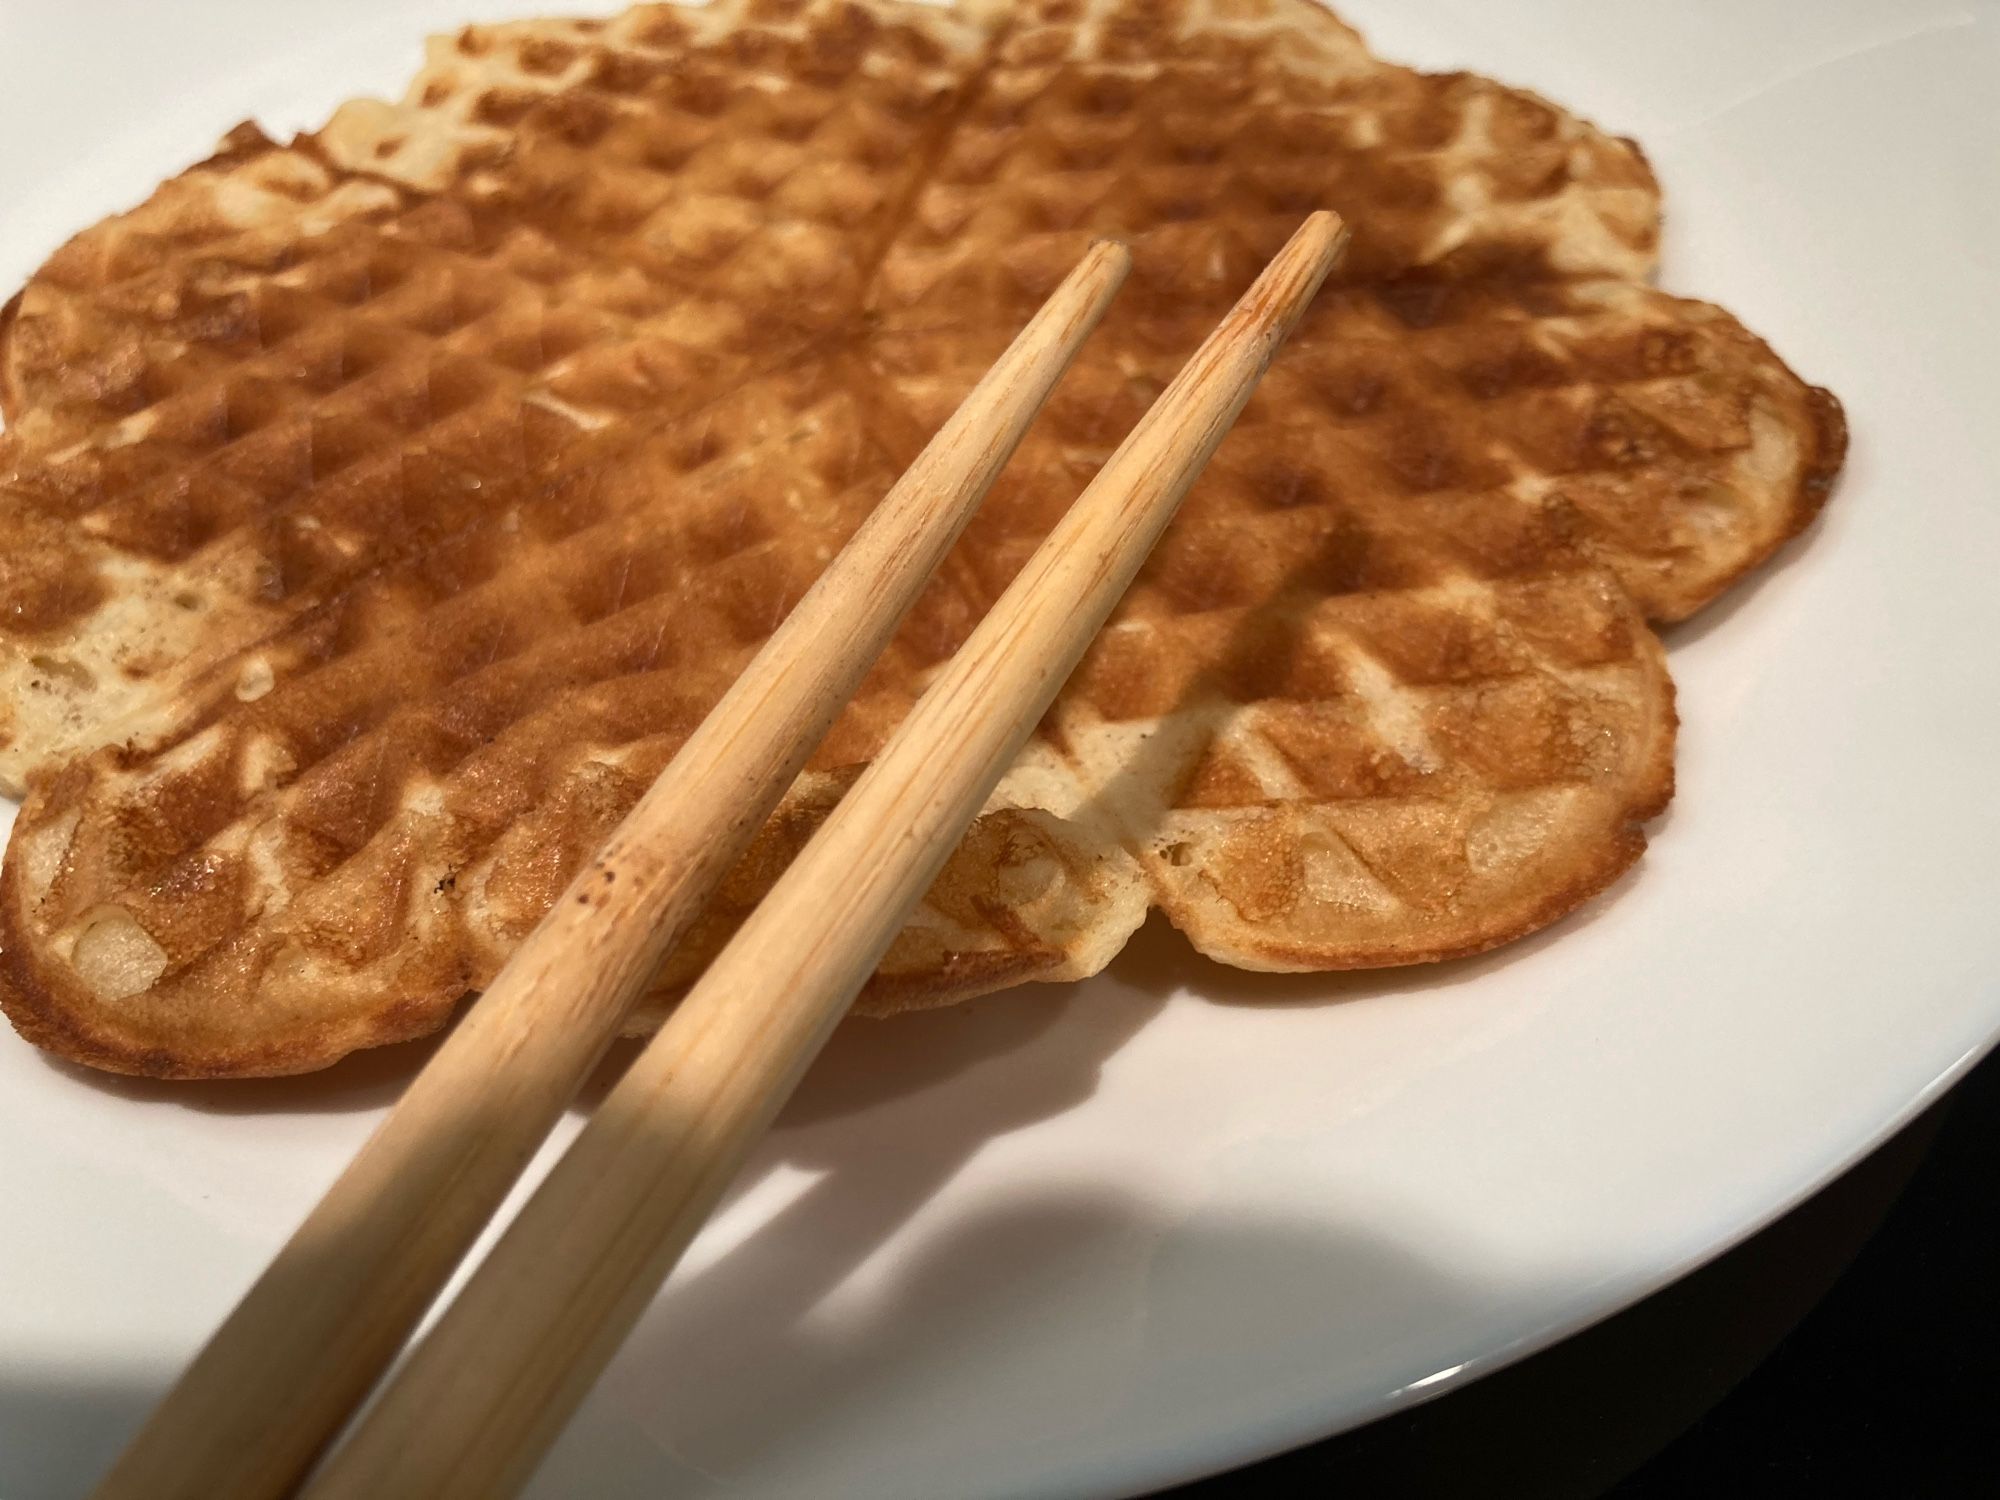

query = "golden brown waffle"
[0,0,1843,1076]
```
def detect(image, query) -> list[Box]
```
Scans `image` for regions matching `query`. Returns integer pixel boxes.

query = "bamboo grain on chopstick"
[303,210,1349,1500]
[91,240,1133,1500]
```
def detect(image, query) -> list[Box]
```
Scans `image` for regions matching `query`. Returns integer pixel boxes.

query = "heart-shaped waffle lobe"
[0,0,1843,1076]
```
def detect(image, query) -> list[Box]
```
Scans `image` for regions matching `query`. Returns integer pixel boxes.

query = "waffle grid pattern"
[0,0,1841,1074]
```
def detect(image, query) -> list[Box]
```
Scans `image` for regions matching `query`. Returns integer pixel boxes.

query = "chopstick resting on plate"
[304,210,1349,1500]
[94,239,1135,1500]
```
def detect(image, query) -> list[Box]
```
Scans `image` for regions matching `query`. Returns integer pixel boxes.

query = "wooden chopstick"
[92,241,1132,1500]
[301,210,1349,1500]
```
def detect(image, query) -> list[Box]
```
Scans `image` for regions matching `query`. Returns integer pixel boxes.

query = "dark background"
[1168,1043,2000,1499]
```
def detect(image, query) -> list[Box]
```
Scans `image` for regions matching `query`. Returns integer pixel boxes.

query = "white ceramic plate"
[3,2,1996,1496]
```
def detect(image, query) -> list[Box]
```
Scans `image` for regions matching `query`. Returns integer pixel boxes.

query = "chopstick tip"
[1302,209,1349,248]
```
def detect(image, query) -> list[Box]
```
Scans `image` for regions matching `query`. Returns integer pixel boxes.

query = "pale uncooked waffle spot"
[0,0,1838,1075]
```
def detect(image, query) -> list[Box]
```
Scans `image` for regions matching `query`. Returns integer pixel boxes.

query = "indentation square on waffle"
[38,366,912,977]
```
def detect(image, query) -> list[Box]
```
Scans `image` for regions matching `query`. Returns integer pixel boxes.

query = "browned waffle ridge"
[0,0,1844,1077]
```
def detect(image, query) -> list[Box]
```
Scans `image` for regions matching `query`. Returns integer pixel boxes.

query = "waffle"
[0,0,1844,1076]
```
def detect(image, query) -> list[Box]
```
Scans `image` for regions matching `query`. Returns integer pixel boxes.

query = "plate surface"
[2,2,1997,1496]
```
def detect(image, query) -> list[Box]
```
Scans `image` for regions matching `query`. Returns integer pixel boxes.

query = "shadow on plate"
[0,1185,1493,1499]
[519,1183,1500,1498]
[580,970,1171,1283]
